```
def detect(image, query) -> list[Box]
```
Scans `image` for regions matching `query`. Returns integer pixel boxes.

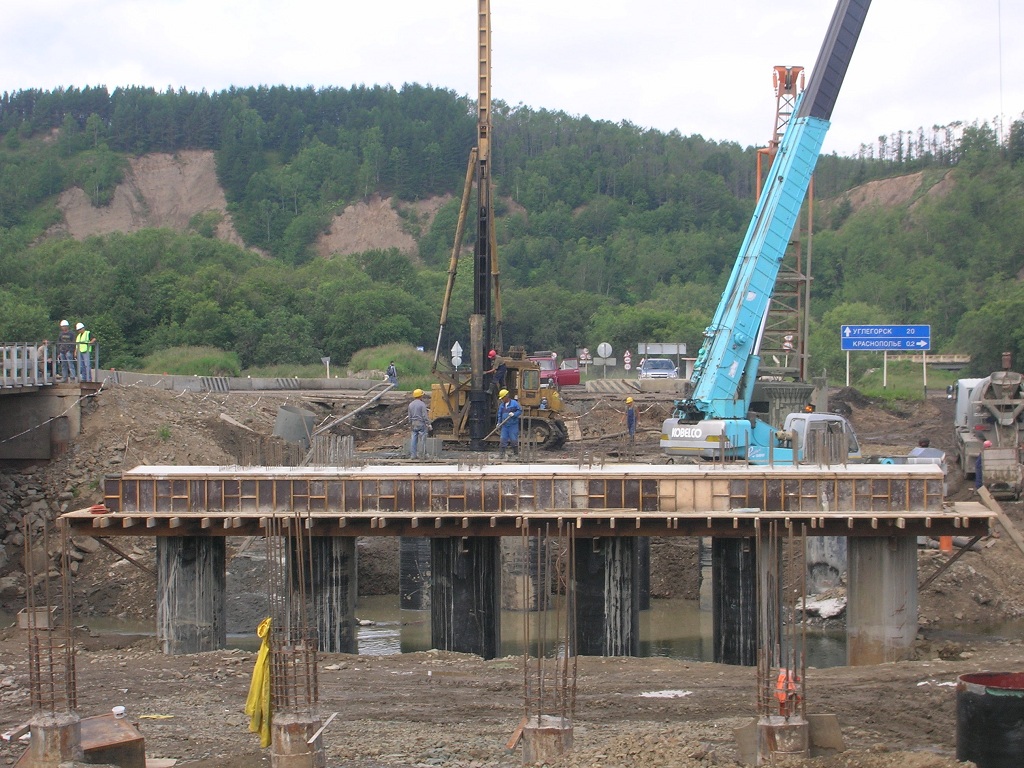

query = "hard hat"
[60,320,69,327]
[412,388,424,398]
[984,440,993,448]
[626,396,634,404]
[488,349,496,359]
[499,388,509,399]
[75,322,84,330]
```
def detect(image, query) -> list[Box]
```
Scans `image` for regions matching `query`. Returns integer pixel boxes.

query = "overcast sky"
[2,1,1019,157]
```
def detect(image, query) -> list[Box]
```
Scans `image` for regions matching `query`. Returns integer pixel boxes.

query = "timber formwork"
[60,463,991,540]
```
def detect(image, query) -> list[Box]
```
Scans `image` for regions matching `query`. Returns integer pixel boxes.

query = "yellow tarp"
[244,617,273,747]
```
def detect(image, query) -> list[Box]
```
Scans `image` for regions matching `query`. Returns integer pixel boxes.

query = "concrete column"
[430,537,501,659]
[156,537,226,655]
[574,537,640,657]
[847,536,918,665]
[270,713,327,768]
[305,537,357,654]
[806,536,846,594]
[400,537,432,610]
[712,537,756,666]
[522,715,574,763]
[501,536,550,611]
[28,711,82,767]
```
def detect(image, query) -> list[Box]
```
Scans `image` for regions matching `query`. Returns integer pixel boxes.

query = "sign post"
[840,325,931,395]
[597,343,612,378]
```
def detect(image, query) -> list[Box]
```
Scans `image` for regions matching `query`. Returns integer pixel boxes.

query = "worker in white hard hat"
[623,396,637,444]
[408,388,429,459]
[497,388,522,459]
[56,320,75,382]
[75,321,94,382]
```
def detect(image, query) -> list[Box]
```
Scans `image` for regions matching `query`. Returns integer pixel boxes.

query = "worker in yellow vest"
[75,322,94,383]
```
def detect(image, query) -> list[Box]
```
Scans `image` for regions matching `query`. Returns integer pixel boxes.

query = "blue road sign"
[841,324,931,351]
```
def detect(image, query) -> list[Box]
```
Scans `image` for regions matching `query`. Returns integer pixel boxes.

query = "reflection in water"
[1,599,849,666]
[354,595,850,668]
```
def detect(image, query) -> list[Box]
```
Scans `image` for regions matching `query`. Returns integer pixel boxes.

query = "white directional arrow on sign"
[451,341,463,368]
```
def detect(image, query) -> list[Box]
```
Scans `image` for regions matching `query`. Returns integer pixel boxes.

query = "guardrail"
[1,342,54,388]
[0,340,101,388]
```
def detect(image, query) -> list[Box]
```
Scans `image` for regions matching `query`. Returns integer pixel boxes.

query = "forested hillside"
[0,84,1022,376]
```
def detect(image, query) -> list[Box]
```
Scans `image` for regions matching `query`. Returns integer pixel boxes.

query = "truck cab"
[773,412,862,464]
[528,353,581,389]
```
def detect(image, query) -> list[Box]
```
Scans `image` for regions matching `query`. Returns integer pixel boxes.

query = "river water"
[325,595,850,667]
[10,598,1024,666]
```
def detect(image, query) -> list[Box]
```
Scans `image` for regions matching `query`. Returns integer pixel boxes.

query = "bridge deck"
[59,463,990,539]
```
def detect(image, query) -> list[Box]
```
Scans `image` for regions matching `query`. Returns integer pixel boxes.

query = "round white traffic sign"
[597,342,612,358]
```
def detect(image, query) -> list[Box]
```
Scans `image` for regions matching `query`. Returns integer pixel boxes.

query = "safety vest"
[775,668,801,716]
[76,329,91,353]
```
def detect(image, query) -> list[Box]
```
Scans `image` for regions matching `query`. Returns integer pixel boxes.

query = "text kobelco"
[671,426,704,439]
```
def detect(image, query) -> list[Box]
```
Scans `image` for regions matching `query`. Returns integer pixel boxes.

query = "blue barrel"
[957,672,1024,767]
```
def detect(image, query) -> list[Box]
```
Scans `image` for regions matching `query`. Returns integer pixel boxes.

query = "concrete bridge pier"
[303,537,357,654]
[806,536,846,594]
[156,537,226,655]
[712,537,757,666]
[430,537,501,659]
[638,536,651,611]
[400,537,432,610]
[574,537,640,656]
[847,536,918,665]
[500,536,550,611]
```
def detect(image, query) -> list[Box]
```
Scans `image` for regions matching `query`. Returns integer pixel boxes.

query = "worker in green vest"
[75,322,94,383]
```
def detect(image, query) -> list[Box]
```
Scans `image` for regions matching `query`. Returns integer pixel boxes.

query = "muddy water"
[353,595,851,667]
[15,604,1024,667]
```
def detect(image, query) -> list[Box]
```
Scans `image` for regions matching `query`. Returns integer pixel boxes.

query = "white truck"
[953,372,1024,499]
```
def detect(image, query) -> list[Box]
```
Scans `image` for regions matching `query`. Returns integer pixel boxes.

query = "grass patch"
[854,360,959,400]
[347,343,435,392]
[140,346,241,377]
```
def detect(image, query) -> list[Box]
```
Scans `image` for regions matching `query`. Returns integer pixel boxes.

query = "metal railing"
[0,340,100,388]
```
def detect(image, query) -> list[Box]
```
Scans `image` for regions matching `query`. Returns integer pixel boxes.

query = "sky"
[1,1,1020,157]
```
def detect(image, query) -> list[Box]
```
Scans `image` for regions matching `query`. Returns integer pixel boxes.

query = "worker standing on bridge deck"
[57,320,75,382]
[75,322,93,383]
[386,361,398,387]
[497,389,521,459]
[408,389,428,459]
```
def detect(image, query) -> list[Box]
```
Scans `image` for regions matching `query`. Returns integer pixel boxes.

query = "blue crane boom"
[662,0,871,461]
